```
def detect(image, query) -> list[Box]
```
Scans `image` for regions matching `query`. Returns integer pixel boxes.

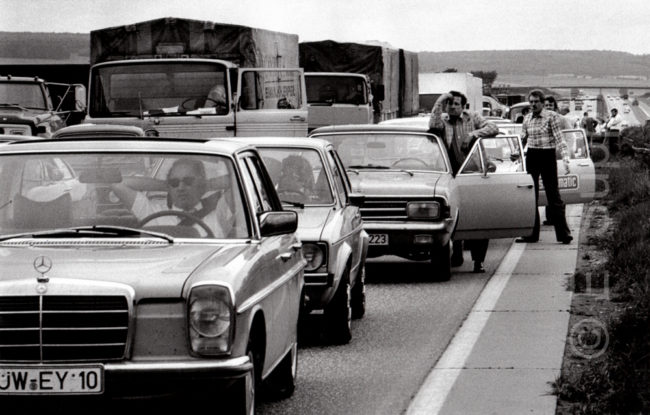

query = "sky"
[2,0,650,55]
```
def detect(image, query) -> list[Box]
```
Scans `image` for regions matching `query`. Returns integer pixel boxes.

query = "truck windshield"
[89,62,229,117]
[306,75,368,105]
[0,82,48,110]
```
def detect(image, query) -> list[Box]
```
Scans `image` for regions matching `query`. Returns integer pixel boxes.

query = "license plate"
[0,365,103,395]
[369,233,388,245]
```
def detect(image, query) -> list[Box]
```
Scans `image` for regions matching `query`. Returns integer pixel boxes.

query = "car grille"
[359,197,436,221]
[0,295,129,362]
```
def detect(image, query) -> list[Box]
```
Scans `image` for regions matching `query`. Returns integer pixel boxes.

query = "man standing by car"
[429,90,499,273]
[517,89,573,245]
[604,108,623,153]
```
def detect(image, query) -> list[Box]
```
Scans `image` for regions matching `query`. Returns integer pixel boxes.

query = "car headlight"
[407,201,441,220]
[302,242,327,272]
[188,284,234,355]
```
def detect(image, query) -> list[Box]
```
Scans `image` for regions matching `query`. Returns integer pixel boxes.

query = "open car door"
[538,129,596,205]
[454,135,536,240]
[235,68,308,137]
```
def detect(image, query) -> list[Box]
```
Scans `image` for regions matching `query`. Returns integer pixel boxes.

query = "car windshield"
[0,82,47,109]
[0,152,250,240]
[318,132,448,173]
[258,147,335,205]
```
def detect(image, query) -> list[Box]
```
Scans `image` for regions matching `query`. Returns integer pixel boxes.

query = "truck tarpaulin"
[299,40,419,120]
[90,17,299,68]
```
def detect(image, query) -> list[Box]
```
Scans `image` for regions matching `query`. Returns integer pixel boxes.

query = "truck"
[419,72,483,114]
[299,40,419,124]
[304,72,374,132]
[0,75,86,137]
[85,17,308,137]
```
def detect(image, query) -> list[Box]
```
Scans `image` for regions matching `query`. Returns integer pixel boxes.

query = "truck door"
[235,68,308,137]
[454,135,536,240]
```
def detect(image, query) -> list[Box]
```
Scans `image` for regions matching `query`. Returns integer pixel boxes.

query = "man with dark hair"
[429,90,499,273]
[517,89,573,244]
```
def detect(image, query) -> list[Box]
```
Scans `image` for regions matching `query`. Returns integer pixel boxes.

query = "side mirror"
[74,84,87,112]
[348,192,365,207]
[372,84,385,102]
[259,211,298,237]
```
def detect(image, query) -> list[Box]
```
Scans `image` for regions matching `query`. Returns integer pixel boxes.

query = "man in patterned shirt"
[517,89,573,244]
[429,90,499,273]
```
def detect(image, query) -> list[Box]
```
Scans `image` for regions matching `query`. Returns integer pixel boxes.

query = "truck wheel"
[351,265,366,319]
[431,241,452,282]
[263,343,297,400]
[325,265,352,344]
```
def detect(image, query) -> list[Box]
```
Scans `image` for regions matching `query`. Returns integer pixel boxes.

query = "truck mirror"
[74,85,87,112]
[372,84,385,102]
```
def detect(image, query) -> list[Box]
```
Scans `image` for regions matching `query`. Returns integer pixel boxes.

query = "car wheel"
[351,265,366,319]
[263,342,297,400]
[431,241,452,282]
[325,265,352,344]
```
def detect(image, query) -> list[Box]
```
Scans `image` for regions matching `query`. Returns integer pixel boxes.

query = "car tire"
[431,241,452,282]
[351,265,366,319]
[264,342,298,400]
[325,265,352,344]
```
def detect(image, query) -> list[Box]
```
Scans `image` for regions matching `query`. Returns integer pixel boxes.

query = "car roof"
[0,75,44,83]
[310,122,431,135]
[0,136,254,155]
[0,134,41,143]
[225,136,332,150]
[52,124,146,139]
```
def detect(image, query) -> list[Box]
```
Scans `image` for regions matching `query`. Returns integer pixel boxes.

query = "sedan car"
[232,137,368,344]
[0,137,304,412]
[310,124,537,281]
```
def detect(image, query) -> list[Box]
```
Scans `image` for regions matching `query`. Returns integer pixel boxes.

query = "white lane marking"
[406,242,526,415]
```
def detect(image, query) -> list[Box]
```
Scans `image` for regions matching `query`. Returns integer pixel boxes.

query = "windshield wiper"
[347,164,390,170]
[281,200,305,208]
[0,225,174,243]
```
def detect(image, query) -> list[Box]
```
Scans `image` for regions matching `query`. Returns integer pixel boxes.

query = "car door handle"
[278,252,293,262]
[291,243,302,251]
[290,116,306,122]
[578,163,590,166]
[517,184,533,188]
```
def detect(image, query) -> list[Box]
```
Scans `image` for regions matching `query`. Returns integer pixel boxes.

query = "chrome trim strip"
[103,356,252,373]
[363,221,450,231]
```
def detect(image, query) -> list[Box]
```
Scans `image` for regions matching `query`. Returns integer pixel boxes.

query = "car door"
[538,129,596,205]
[238,152,302,369]
[235,68,308,137]
[454,135,536,240]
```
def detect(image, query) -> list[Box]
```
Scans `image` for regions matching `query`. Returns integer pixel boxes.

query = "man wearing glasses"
[111,158,232,237]
[517,89,573,244]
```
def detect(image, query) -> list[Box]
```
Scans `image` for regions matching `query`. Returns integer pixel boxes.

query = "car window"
[243,156,275,212]
[322,132,448,172]
[258,147,334,205]
[0,152,250,239]
[459,146,483,174]
[558,130,589,160]
[481,136,524,173]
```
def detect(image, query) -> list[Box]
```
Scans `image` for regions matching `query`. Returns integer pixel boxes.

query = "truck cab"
[305,72,374,132]
[0,75,86,138]
[85,59,308,138]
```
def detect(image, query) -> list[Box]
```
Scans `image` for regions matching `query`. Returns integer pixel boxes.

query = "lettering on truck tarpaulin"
[264,84,296,99]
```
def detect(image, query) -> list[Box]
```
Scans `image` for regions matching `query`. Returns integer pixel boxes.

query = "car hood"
[0,106,52,124]
[290,206,332,241]
[0,243,249,300]
[349,170,442,196]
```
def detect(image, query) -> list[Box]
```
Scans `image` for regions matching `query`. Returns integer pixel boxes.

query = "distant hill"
[418,50,650,78]
[2,32,650,81]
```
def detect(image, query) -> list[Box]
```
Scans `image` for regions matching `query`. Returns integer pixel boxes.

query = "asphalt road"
[257,239,513,415]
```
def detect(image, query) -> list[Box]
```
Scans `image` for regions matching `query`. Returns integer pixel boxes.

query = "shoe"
[473,262,486,273]
[515,237,538,243]
[559,235,573,245]
[542,220,553,226]
[451,256,464,267]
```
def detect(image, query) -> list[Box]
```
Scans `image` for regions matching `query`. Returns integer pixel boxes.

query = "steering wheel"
[391,158,428,168]
[138,210,214,238]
